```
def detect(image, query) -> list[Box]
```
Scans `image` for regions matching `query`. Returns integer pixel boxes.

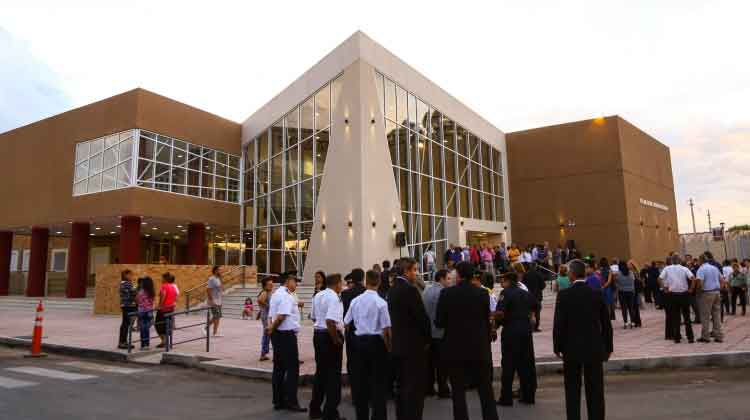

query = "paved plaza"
[2,296,750,375]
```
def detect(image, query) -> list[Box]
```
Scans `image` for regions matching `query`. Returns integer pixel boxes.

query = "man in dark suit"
[388,257,431,420]
[522,263,546,332]
[435,262,499,420]
[553,259,613,420]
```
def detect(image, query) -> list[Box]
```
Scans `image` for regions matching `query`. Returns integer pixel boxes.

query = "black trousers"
[533,299,542,331]
[118,307,135,344]
[499,332,536,404]
[446,360,498,420]
[644,284,654,303]
[395,354,428,420]
[618,291,636,324]
[663,293,673,339]
[563,359,605,420]
[667,293,694,341]
[310,331,343,419]
[345,329,359,402]
[354,335,389,420]
[271,330,300,408]
[427,339,450,395]
[731,287,747,315]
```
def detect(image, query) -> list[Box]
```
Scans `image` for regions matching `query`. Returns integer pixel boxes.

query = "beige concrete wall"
[303,60,404,283]
[94,264,256,315]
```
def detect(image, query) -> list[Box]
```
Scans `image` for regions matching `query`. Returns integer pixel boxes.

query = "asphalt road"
[0,346,747,420]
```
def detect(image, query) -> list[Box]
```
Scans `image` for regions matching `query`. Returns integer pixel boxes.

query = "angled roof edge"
[241,31,505,148]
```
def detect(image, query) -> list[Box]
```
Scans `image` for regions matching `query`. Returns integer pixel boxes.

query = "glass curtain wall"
[73,129,241,204]
[136,130,240,203]
[73,130,135,196]
[376,71,506,272]
[243,76,341,276]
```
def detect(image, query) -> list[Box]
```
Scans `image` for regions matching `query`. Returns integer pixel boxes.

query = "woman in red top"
[156,272,179,348]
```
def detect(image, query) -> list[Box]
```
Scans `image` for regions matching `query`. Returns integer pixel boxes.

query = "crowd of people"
[115,245,750,420]
[259,248,613,420]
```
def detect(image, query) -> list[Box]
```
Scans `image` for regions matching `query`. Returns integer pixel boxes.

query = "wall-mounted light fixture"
[559,223,565,229]
[344,118,349,125]
[392,223,397,230]
[348,221,353,228]
[370,118,376,124]
[655,224,660,229]
[372,221,376,228]
[321,223,326,231]
[640,220,644,226]
[460,220,464,227]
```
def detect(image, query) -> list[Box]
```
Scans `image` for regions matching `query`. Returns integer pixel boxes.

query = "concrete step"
[0,296,93,312]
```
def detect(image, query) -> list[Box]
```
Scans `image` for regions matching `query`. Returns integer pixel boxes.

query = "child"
[241,297,254,320]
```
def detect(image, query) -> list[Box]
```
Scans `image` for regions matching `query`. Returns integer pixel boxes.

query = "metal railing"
[127,306,212,353]
[184,265,250,312]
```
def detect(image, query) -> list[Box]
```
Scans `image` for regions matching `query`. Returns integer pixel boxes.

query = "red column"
[27,227,49,297]
[66,222,89,298]
[188,223,206,265]
[119,216,141,264]
[0,231,12,295]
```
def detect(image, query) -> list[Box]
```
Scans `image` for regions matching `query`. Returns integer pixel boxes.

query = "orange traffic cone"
[25,300,47,358]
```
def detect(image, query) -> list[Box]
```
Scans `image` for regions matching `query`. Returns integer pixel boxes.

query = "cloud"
[670,123,750,233]
[0,27,71,133]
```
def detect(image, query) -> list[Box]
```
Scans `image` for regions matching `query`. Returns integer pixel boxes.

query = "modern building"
[506,116,680,264]
[241,32,510,283]
[0,88,243,297]
[0,31,678,297]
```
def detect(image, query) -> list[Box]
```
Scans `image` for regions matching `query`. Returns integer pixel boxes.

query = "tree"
[728,224,750,232]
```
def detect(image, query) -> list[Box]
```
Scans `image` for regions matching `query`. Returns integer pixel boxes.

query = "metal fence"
[680,230,750,261]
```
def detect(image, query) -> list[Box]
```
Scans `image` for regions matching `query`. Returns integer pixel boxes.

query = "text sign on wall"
[640,198,669,211]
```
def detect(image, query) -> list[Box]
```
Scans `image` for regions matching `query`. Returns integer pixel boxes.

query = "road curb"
[0,335,133,363]
[4,335,750,382]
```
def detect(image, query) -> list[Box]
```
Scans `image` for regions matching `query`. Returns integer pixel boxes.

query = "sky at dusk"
[1,1,747,233]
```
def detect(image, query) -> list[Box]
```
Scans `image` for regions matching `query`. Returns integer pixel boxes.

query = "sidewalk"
[3,299,750,376]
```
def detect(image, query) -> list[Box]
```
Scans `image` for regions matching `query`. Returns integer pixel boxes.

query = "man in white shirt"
[659,255,695,343]
[696,254,725,343]
[267,273,305,412]
[344,270,392,420]
[309,273,345,420]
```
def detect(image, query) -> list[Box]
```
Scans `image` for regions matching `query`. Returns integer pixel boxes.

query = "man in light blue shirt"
[696,254,725,343]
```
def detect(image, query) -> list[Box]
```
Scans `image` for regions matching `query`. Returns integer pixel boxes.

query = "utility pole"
[720,222,728,260]
[707,209,712,231]
[688,198,697,233]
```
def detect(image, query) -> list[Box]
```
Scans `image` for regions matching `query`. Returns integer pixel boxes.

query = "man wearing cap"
[268,272,306,412]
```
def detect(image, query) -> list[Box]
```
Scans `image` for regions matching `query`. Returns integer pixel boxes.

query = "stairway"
[0,296,94,313]
[221,284,316,320]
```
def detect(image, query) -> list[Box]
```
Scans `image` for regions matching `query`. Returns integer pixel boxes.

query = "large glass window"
[243,76,340,275]
[135,130,240,203]
[73,130,135,196]
[376,72,507,273]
